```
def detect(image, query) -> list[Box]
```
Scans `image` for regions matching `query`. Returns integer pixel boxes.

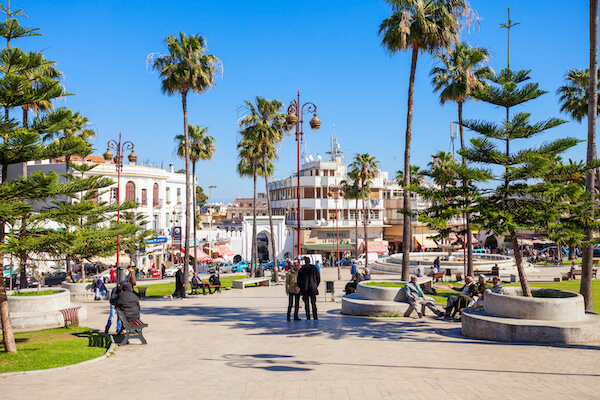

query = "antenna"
[326,124,344,162]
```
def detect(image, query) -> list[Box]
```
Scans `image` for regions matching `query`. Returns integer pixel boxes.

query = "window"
[125,181,135,202]
[153,183,159,206]
[326,232,347,238]
[350,210,358,220]
[176,187,181,203]
[166,187,170,203]
[110,188,117,203]
[141,189,147,206]
[153,215,159,231]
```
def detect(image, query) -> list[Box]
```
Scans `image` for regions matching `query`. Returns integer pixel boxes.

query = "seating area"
[232,277,271,289]
[116,309,148,345]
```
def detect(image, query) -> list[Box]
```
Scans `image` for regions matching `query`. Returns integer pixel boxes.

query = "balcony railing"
[153,198,163,208]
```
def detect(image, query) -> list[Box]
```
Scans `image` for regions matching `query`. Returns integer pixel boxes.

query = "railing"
[153,198,163,208]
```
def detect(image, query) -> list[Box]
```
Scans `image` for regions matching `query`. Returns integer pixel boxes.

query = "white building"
[7,154,190,270]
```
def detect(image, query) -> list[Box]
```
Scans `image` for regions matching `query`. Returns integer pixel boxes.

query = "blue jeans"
[95,288,106,299]
[105,305,122,332]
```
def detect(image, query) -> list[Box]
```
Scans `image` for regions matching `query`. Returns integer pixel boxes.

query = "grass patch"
[11,290,61,297]
[138,274,247,297]
[363,282,406,288]
[0,327,109,373]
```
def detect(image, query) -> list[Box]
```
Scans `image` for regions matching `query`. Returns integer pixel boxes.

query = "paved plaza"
[2,267,600,400]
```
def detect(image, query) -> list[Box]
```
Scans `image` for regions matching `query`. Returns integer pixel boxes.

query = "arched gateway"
[241,216,286,261]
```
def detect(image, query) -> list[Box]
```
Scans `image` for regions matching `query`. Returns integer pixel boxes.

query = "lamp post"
[209,185,216,259]
[284,91,321,260]
[286,200,298,260]
[328,184,344,280]
[104,132,135,282]
[170,203,184,264]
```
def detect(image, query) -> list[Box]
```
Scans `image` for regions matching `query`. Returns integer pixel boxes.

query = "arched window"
[125,181,136,202]
[153,183,159,206]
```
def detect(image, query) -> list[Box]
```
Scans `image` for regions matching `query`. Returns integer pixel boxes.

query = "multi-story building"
[225,194,268,222]
[7,154,190,270]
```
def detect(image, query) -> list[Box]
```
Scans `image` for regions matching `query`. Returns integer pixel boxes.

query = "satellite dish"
[304,157,310,163]
[317,155,322,160]
[308,155,314,161]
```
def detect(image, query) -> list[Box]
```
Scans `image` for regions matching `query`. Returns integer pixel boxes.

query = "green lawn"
[363,282,406,288]
[0,327,110,373]
[11,290,61,296]
[137,274,247,297]
[431,280,600,313]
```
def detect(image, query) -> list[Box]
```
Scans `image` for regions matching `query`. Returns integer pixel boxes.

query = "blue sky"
[14,0,593,203]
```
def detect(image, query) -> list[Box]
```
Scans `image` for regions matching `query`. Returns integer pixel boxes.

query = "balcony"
[153,198,163,208]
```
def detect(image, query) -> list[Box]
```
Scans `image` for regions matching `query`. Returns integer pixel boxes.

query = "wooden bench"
[432,272,444,283]
[232,277,271,289]
[474,270,499,278]
[569,269,598,279]
[59,307,81,327]
[116,309,148,345]
[190,280,221,294]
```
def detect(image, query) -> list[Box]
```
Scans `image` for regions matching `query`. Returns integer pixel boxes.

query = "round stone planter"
[8,288,87,332]
[61,282,95,302]
[356,281,408,302]
[462,287,600,344]
[8,288,70,313]
[484,287,585,322]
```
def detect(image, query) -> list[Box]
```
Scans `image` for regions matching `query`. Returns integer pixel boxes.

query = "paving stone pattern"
[2,268,600,399]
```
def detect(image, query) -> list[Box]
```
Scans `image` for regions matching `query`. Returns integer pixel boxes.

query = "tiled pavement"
[2,268,599,399]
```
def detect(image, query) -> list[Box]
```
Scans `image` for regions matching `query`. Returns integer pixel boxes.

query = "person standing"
[170,265,186,300]
[350,261,358,279]
[126,266,136,287]
[297,256,320,320]
[285,261,301,321]
[109,266,116,283]
[161,263,166,279]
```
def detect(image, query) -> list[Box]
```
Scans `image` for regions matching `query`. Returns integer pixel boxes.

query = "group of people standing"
[285,257,321,321]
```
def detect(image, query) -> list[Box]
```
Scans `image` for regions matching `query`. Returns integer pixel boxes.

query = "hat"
[120,280,127,286]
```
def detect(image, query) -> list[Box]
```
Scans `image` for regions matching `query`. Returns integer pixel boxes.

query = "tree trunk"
[22,107,28,129]
[458,101,474,276]
[511,232,532,297]
[401,47,418,281]
[192,161,198,273]
[362,181,369,267]
[355,201,359,259]
[263,152,279,282]
[582,0,598,311]
[0,227,16,353]
[181,93,190,292]
[251,164,258,277]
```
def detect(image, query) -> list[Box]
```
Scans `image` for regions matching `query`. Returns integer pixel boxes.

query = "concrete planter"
[342,279,431,316]
[61,282,95,302]
[8,288,70,313]
[356,281,407,302]
[7,288,87,332]
[462,287,600,344]
[484,287,585,322]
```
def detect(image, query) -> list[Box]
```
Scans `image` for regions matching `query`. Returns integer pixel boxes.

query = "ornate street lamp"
[170,203,185,264]
[104,133,134,281]
[329,184,344,280]
[284,91,321,260]
[285,200,298,260]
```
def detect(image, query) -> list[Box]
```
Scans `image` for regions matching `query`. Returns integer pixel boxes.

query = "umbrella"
[214,257,226,263]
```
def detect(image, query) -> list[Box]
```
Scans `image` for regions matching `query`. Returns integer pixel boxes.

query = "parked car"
[355,253,378,266]
[264,259,287,270]
[593,244,600,258]
[230,261,250,273]
[164,264,193,277]
[5,274,39,289]
[43,271,67,286]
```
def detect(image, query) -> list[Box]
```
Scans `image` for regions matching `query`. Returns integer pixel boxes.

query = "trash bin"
[325,280,335,302]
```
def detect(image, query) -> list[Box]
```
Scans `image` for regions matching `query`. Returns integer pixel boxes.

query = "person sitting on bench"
[190,272,202,295]
[445,276,477,318]
[116,282,140,329]
[208,273,220,293]
[404,275,443,318]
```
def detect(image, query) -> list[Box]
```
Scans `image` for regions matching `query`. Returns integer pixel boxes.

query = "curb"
[0,330,116,377]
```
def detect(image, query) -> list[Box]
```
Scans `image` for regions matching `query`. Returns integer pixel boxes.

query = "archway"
[485,235,498,249]
[257,232,269,262]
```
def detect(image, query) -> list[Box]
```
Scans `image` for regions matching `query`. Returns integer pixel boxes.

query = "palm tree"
[349,153,380,268]
[176,125,215,271]
[557,66,600,310]
[236,137,259,277]
[239,97,286,282]
[151,32,221,289]
[427,151,457,190]
[380,0,469,281]
[395,165,426,187]
[341,178,361,259]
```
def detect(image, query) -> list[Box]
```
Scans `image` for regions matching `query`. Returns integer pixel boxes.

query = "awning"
[359,241,389,254]
[415,236,439,249]
[450,233,479,244]
[180,246,210,261]
[532,239,550,245]
[301,243,356,251]
[216,244,234,256]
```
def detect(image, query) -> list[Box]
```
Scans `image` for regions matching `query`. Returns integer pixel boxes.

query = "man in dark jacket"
[116,282,140,322]
[297,256,320,320]
[104,283,122,334]
[170,265,186,300]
